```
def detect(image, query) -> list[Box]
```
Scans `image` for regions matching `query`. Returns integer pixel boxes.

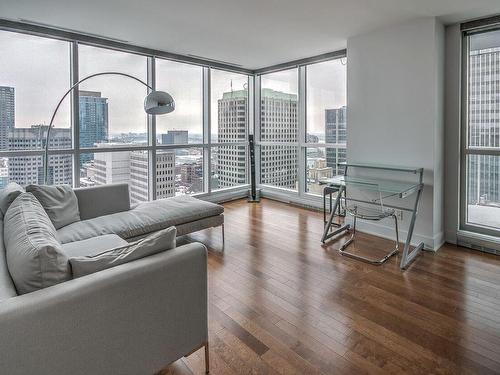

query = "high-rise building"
[216,89,247,188]
[130,151,175,202]
[468,44,500,205]
[161,130,188,145]
[79,91,109,164]
[325,106,347,176]
[260,88,298,189]
[84,143,175,203]
[8,125,72,185]
[0,86,15,151]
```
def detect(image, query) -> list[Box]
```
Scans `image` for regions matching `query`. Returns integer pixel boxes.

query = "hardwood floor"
[159,198,500,375]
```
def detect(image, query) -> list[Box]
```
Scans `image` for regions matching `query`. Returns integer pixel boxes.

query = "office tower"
[161,130,189,145]
[468,44,500,205]
[8,125,72,185]
[79,91,109,164]
[92,143,130,187]
[325,106,347,176]
[130,151,175,203]
[216,89,247,188]
[86,144,176,203]
[260,88,298,189]
[0,86,15,151]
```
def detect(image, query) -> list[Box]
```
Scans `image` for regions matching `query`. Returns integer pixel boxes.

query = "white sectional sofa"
[0,183,223,374]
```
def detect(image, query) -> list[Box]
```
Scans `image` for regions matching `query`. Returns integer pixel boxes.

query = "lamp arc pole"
[43,71,172,184]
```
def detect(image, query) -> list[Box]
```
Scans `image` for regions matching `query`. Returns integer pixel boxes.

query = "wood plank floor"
[159,198,500,375]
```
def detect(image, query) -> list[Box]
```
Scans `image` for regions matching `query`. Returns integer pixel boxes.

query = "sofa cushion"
[57,195,224,244]
[4,193,70,294]
[0,182,24,219]
[69,226,176,278]
[26,184,80,230]
[61,234,128,258]
[74,183,130,220]
[0,218,18,301]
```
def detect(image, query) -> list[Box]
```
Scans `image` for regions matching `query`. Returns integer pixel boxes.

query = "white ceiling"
[1,0,499,70]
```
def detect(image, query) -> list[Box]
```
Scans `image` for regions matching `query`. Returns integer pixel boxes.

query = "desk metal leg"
[400,188,425,269]
[321,186,350,243]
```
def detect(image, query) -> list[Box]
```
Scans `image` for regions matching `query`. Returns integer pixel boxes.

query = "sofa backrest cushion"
[74,183,130,221]
[0,218,18,301]
[26,184,80,230]
[4,193,70,294]
[0,182,24,219]
[70,226,176,278]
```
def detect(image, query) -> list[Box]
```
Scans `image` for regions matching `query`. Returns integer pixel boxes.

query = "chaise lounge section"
[0,183,223,374]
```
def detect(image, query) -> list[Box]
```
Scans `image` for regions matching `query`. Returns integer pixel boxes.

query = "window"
[259,68,298,191]
[78,45,148,150]
[211,69,248,143]
[305,58,347,194]
[462,28,500,235]
[210,69,249,190]
[156,60,203,144]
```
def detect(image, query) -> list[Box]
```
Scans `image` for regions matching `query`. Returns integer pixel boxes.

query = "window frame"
[0,25,251,200]
[460,23,500,237]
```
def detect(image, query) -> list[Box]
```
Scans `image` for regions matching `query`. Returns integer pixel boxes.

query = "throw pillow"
[0,182,24,219]
[26,184,80,230]
[4,193,71,294]
[70,226,177,278]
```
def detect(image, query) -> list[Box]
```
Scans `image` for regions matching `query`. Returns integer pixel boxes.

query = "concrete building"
[130,151,176,202]
[216,90,247,188]
[467,45,500,206]
[79,91,108,164]
[0,86,15,151]
[325,106,347,176]
[8,125,72,185]
[260,88,298,189]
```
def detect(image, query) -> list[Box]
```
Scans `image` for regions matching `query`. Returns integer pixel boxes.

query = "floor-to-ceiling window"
[210,69,249,190]
[259,68,299,190]
[0,30,72,187]
[462,27,500,236]
[256,54,347,200]
[305,58,347,195]
[0,26,251,201]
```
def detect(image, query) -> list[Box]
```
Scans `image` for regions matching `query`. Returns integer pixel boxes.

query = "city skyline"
[0,29,346,135]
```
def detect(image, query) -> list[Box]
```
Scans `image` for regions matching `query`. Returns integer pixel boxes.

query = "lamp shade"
[144,91,175,115]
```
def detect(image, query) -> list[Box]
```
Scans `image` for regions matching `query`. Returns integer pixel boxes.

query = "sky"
[0,29,346,137]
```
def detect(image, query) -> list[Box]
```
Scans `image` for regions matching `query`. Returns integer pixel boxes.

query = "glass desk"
[321,163,425,270]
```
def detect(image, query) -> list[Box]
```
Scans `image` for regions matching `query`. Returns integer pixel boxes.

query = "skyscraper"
[216,89,247,188]
[325,106,347,176]
[260,88,298,189]
[161,130,188,145]
[8,125,72,185]
[0,86,15,151]
[468,43,500,205]
[79,91,108,164]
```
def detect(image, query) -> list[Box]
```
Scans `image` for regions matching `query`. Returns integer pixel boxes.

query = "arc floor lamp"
[43,71,175,184]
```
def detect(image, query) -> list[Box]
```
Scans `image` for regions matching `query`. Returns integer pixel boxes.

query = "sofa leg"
[221,224,225,252]
[205,342,210,374]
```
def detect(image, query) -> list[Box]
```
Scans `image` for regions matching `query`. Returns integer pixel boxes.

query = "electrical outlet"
[395,210,403,221]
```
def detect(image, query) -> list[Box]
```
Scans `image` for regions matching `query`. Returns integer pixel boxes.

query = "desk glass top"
[325,175,422,198]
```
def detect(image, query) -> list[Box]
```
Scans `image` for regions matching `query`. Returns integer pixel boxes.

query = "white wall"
[346,17,445,250]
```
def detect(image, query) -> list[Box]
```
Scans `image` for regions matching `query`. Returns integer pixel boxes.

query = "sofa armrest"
[74,183,131,220]
[0,242,208,375]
